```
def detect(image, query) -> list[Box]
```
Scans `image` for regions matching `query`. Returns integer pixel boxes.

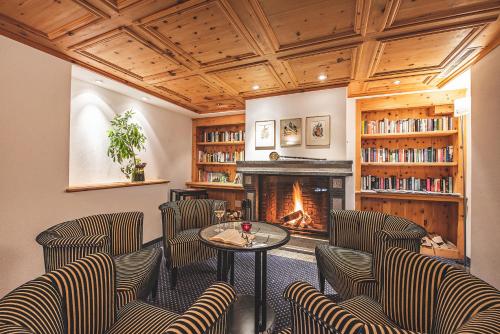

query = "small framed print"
[280,118,302,147]
[306,115,330,147]
[255,120,275,149]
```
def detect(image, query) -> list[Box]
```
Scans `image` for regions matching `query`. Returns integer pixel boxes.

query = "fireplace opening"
[259,175,329,235]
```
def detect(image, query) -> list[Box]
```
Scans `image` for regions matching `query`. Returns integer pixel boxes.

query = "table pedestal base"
[229,295,275,334]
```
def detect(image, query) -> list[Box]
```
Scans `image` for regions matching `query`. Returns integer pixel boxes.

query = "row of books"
[198,150,245,163]
[361,175,454,193]
[201,130,245,143]
[361,146,454,163]
[361,117,454,134]
[197,171,243,184]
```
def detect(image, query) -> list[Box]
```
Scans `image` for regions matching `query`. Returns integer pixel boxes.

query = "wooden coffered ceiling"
[1,0,499,113]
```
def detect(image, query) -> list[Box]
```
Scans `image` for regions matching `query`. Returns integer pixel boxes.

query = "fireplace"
[237,160,353,237]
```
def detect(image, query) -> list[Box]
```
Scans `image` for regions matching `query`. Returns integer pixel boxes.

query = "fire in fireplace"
[259,175,329,235]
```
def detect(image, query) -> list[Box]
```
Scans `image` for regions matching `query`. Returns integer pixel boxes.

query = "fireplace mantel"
[237,160,353,176]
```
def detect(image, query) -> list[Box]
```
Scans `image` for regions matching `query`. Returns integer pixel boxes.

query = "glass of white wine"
[213,201,226,233]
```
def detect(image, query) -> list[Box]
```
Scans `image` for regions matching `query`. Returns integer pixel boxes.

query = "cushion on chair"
[0,278,64,334]
[340,295,398,328]
[107,300,178,334]
[77,214,111,238]
[115,247,162,308]
[331,210,359,249]
[110,212,143,256]
[451,308,500,334]
[316,244,377,299]
[42,252,116,334]
[167,228,216,269]
[358,211,386,253]
[433,268,500,334]
[382,247,451,334]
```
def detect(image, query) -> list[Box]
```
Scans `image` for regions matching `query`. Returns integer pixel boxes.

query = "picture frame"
[306,115,330,147]
[280,118,302,147]
[255,120,275,149]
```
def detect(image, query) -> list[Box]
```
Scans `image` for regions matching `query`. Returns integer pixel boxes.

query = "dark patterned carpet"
[145,243,335,333]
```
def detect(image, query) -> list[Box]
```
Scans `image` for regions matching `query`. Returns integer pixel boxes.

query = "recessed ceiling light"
[318,74,327,81]
[393,80,401,85]
[252,84,260,90]
[95,79,103,84]
[141,97,149,101]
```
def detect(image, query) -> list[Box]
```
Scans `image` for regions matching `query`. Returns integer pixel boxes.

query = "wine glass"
[213,201,226,233]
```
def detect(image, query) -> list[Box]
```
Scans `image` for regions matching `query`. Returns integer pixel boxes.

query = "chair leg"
[169,267,178,290]
[318,270,325,294]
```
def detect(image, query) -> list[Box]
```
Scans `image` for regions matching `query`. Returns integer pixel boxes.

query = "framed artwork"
[255,120,275,149]
[306,115,330,147]
[280,118,302,147]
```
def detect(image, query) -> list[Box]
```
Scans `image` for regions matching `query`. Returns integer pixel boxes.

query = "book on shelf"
[361,175,454,194]
[198,150,245,163]
[361,116,454,135]
[198,171,243,185]
[202,130,245,143]
[361,146,453,163]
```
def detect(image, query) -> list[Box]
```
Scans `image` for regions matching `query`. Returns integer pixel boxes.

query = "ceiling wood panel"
[0,0,107,40]
[141,0,259,67]
[0,0,499,112]
[73,27,183,80]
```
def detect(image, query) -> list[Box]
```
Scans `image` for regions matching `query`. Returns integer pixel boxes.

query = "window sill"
[66,179,170,193]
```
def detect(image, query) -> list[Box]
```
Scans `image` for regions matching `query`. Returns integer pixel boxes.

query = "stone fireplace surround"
[237,160,353,236]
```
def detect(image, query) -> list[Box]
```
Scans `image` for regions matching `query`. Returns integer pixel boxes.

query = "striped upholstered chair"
[36,212,162,308]
[159,199,222,288]
[281,247,500,334]
[315,210,426,300]
[0,252,237,334]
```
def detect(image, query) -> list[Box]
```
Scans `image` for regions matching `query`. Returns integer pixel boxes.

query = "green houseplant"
[107,110,147,181]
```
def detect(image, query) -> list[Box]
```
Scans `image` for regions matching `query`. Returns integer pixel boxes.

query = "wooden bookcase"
[187,114,245,210]
[355,90,467,259]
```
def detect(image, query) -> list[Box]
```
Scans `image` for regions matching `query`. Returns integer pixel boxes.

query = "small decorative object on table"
[213,201,226,233]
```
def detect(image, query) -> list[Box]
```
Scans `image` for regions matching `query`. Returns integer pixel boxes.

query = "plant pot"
[132,170,145,182]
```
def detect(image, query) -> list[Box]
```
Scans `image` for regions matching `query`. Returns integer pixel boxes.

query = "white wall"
[245,88,348,160]
[0,36,191,296]
[470,46,500,288]
[70,79,191,186]
[245,87,354,208]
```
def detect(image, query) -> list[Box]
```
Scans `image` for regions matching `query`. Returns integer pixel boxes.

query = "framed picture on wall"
[255,120,275,149]
[306,115,330,147]
[280,118,302,147]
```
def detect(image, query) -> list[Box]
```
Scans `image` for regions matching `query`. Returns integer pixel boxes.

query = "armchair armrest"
[159,202,180,242]
[364,324,419,334]
[283,281,363,334]
[376,229,425,241]
[166,282,236,334]
[47,235,109,248]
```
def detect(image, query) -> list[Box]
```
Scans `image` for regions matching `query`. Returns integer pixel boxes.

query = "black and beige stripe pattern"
[434,267,500,334]
[282,281,363,334]
[36,212,159,310]
[159,200,220,271]
[381,247,450,333]
[0,278,64,334]
[316,210,426,301]
[41,252,116,334]
[165,282,236,334]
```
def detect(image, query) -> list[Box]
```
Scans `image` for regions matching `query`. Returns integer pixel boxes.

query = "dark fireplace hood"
[236,160,353,176]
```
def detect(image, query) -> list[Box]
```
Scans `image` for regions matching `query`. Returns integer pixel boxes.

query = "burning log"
[280,210,303,224]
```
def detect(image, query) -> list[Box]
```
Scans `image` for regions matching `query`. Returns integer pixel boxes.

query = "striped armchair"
[281,247,500,334]
[159,199,222,288]
[36,212,162,308]
[315,210,426,300]
[0,252,237,334]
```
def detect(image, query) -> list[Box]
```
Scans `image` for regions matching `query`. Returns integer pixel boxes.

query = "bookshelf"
[355,89,466,259]
[190,114,245,210]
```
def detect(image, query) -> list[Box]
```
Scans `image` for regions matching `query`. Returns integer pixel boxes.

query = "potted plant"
[107,110,147,182]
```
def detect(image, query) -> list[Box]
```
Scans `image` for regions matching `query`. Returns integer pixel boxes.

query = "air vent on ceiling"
[438,47,480,78]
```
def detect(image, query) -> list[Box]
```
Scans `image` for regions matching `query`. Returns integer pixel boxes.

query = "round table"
[199,222,290,334]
